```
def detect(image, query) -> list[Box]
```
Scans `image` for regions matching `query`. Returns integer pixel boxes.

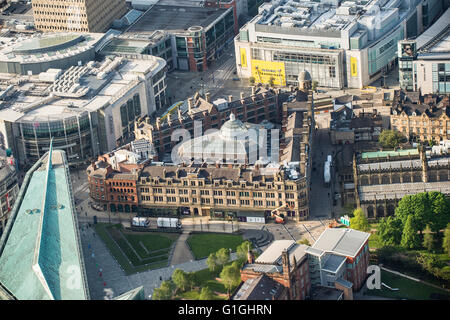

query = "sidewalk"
[80,222,238,300]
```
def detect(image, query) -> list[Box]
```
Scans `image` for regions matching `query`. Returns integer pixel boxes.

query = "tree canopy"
[220,264,241,298]
[236,241,253,261]
[400,215,421,249]
[152,280,175,300]
[206,253,219,272]
[350,208,370,232]
[443,223,450,255]
[172,269,189,292]
[378,130,406,149]
[199,287,214,300]
[216,248,231,266]
[377,216,403,246]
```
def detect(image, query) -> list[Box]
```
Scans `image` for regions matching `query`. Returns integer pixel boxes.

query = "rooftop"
[361,149,419,159]
[125,5,230,35]
[0,56,165,123]
[416,7,450,56]
[312,228,370,258]
[0,147,89,300]
[233,275,284,300]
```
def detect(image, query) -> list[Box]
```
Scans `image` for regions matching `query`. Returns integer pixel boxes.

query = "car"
[232,77,240,81]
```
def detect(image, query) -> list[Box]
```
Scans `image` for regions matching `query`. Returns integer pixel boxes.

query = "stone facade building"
[32,0,128,33]
[135,87,284,157]
[351,147,450,218]
[390,91,450,143]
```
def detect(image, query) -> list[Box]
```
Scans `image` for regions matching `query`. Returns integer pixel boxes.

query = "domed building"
[177,114,276,165]
[298,70,312,91]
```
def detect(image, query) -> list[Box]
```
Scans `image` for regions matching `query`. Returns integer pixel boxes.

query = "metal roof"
[322,254,347,273]
[312,228,370,258]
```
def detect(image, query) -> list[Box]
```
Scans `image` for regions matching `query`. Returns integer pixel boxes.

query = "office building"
[235,0,445,89]
[398,8,450,93]
[0,55,167,168]
[124,3,235,72]
[32,0,128,33]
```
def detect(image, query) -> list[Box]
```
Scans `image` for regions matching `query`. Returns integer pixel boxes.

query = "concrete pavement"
[80,224,237,299]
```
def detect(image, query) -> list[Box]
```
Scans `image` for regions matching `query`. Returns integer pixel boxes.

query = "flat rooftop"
[125,5,229,35]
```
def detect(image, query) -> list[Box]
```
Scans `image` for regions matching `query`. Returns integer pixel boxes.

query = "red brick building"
[236,240,311,300]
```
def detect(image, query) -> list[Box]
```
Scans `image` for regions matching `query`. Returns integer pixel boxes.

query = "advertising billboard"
[251,60,286,86]
[240,48,247,68]
[350,57,358,77]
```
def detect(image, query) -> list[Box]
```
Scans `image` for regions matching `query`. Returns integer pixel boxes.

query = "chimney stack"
[205,92,211,103]
[251,86,256,96]
[188,97,194,113]
[146,117,151,124]
[228,95,233,103]
[247,249,255,264]
[240,92,245,100]
[156,117,161,130]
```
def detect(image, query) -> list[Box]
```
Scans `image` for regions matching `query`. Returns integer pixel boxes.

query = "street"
[309,128,337,219]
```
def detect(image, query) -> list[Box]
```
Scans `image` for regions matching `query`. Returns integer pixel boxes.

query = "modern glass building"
[235,0,447,88]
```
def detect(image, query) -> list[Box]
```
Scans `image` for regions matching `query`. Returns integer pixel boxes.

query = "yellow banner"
[240,48,247,68]
[351,57,358,77]
[251,60,286,86]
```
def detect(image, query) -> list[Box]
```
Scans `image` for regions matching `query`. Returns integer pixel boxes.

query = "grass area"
[365,270,450,300]
[186,233,244,260]
[93,223,178,275]
[174,261,241,300]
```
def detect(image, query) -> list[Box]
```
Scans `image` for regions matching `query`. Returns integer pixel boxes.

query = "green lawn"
[93,223,178,275]
[174,261,241,300]
[365,270,450,300]
[186,233,244,260]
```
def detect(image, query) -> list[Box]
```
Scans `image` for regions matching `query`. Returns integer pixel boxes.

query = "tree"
[297,238,311,246]
[206,253,219,272]
[220,264,241,298]
[152,280,175,300]
[427,191,450,234]
[199,287,214,300]
[401,215,421,249]
[377,216,403,247]
[443,223,450,255]
[423,225,434,251]
[236,241,253,261]
[216,248,230,266]
[350,208,370,232]
[395,192,448,235]
[249,76,255,85]
[187,272,196,291]
[172,269,189,292]
[378,129,405,149]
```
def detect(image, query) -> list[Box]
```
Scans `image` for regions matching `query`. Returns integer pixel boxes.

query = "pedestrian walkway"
[170,231,194,265]
[80,223,237,300]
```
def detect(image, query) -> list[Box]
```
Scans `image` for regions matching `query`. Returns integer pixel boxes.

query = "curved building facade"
[0,33,105,75]
[0,161,19,236]
[14,111,95,166]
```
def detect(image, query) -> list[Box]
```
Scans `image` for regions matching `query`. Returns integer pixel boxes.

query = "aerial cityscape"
[0,0,448,305]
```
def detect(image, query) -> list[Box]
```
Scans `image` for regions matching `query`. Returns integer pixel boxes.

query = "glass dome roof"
[220,113,248,140]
